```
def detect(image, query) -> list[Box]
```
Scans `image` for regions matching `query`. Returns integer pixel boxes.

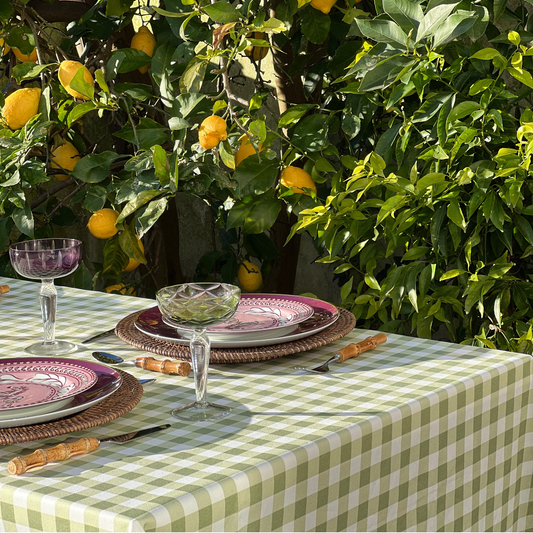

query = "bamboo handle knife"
[135,356,190,376]
[334,333,387,362]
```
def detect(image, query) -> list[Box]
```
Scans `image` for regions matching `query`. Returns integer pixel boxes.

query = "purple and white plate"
[0,358,98,420]
[136,294,339,348]
[0,358,122,428]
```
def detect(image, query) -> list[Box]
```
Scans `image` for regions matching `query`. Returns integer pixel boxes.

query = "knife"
[81,328,116,344]
[8,424,171,475]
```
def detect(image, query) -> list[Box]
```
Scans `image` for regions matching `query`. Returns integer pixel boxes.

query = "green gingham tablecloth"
[0,276,532,532]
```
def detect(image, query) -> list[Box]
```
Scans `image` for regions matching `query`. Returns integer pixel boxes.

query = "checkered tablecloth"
[0,276,532,532]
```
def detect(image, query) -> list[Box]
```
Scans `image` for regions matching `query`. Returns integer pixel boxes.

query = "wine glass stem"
[40,279,57,345]
[191,328,210,407]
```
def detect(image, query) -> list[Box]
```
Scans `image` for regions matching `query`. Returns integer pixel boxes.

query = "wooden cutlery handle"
[336,333,387,362]
[8,438,100,475]
[135,356,191,376]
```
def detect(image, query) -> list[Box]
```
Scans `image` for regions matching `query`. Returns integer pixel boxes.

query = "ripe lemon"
[238,260,263,293]
[51,141,80,181]
[106,283,136,296]
[13,47,37,62]
[87,208,119,239]
[131,26,156,74]
[198,115,228,149]
[0,39,10,56]
[310,0,337,13]
[124,238,144,272]
[244,32,269,62]
[235,134,264,166]
[280,166,317,196]
[2,88,41,130]
[58,60,94,100]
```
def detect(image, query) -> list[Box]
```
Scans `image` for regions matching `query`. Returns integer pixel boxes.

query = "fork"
[296,333,387,373]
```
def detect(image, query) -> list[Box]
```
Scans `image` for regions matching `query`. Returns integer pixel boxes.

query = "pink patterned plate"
[0,358,98,420]
[136,294,339,348]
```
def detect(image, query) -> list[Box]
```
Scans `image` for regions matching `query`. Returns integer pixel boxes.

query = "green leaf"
[71,152,121,183]
[119,223,146,263]
[382,0,423,32]
[12,63,53,84]
[377,195,404,224]
[6,26,35,55]
[356,18,408,48]
[108,49,152,74]
[365,273,381,290]
[341,277,354,301]
[12,204,34,238]
[69,67,95,101]
[279,104,315,128]
[300,7,331,44]
[470,48,505,61]
[508,67,533,89]
[71,261,93,290]
[67,101,96,127]
[153,145,170,186]
[417,173,446,191]
[469,78,493,96]
[446,101,481,124]
[402,246,429,261]
[440,269,467,281]
[514,214,533,245]
[95,69,110,95]
[179,57,208,94]
[117,190,165,224]
[233,158,279,198]
[137,197,168,238]
[0,2,14,24]
[447,198,467,231]
[203,1,243,22]
[106,0,134,16]
[102,234,129,275]
[82,186,108,212]
[432,12,477,48]
[114,118,169,151]
[243,198,282,234]
[416,3,458,42]
[360,56,415,91]
[291,114,329,152]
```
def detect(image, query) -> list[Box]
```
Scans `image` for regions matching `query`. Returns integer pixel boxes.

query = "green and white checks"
[0,276,532,531]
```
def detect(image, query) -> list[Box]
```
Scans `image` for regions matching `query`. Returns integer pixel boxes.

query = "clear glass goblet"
[156,282,241,421]
[9,238,82,355]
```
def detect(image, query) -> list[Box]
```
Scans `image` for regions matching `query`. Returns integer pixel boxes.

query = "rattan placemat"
[0,370,143,445]
[115,308,356,364]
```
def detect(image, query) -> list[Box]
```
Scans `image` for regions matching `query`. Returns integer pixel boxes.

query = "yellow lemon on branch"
[58,60,94,100]
[198,115,227,149]
[131,26,156,74]
[280,166,317,196]
[2,88,41,130]
[238,260,263,293]
[51,141,80,181]
[87,209,120,240]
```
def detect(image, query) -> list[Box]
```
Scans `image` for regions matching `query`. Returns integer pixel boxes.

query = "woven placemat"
[115,308,356,364]
[0,370,143,445]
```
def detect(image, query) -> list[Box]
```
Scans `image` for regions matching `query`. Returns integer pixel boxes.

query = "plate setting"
[136,294,339,348]
[0,358,114,425]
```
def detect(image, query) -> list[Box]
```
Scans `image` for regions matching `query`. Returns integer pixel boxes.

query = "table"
[0,276,532,532]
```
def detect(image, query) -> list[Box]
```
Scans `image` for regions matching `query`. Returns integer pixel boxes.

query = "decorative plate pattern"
[0,359,122,428]
[136,294,339,348]
[0,359,97,420]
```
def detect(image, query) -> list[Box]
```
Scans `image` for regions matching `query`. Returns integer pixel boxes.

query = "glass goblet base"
[25,340,78,356]
[171,401,231,421]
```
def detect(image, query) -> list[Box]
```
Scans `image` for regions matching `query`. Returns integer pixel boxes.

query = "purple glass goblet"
[9,238,82,355]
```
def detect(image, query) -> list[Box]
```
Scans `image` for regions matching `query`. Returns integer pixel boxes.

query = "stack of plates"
[0,358,122,428]
[135,294,340,348]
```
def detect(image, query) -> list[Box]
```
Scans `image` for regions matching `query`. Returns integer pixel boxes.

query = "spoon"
[92,351,191,376]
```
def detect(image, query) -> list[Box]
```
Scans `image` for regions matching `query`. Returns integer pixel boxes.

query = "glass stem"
[40,279,57,346]
[190,328,210,407]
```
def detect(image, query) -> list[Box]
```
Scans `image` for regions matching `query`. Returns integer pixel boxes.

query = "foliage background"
[3,0,533,353]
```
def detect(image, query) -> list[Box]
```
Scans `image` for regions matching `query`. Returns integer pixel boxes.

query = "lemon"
[13,47,37,62]
[310,0,337,13]
[87,208,119,239]
[280,166,317,196]
[58,60,94,100]
[131,26,156,74]
[235,134,263,166]
[0,38,10,56]
[244,32,269,62]
[51,141,80,181]
[2,88,41,130]
[198,115,228,149]
[238,260,263,293]
[124,238,144,272]
[106,284,136,296]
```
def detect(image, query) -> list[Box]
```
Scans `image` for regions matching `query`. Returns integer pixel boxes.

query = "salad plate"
[0,358,97,420]
[136,294,339,348]
[0,358,122,429]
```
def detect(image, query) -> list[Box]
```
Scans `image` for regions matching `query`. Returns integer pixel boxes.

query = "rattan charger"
[115,307,356,364]
[0,370,143,445]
